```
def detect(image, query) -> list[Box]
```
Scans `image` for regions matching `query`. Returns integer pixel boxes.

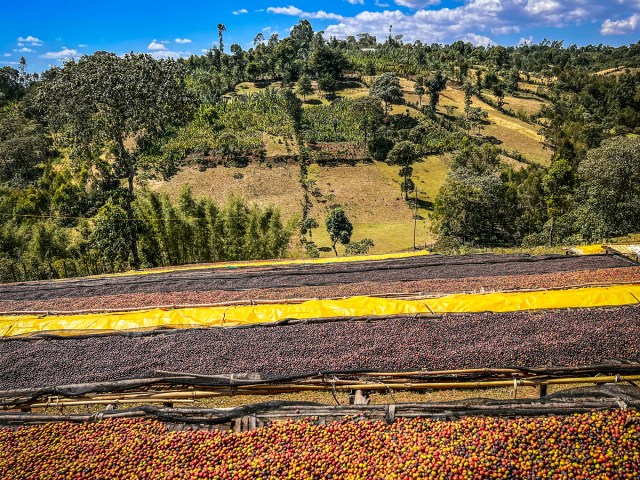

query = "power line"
[0,213,255,222]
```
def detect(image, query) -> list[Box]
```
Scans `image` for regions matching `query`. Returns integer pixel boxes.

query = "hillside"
[151,74,548,256]
[3,24,640,284]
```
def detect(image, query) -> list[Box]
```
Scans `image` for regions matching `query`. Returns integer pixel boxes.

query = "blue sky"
[2,0,640,72]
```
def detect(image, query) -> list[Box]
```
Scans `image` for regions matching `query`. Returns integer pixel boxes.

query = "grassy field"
[481,89,546,116]
[307,156,450,255]
[262,133,299,157]
[151,163,304,223]
[438,85,551,165]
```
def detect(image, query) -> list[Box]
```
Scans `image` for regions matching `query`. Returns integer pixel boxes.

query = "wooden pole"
[18,375,640,410]
[413,187,418,250]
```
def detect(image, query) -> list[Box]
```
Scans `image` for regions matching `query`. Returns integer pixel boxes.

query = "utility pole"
[413,187,418,250]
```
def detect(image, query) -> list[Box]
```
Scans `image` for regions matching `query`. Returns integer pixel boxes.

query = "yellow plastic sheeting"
[101,250,432,278]
[2,284,640,338]
[571,245,606,255]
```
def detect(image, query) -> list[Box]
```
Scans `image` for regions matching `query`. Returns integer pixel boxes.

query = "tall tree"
[427,71,447,113]
[326,206,353,256]
[0,66,24,106]
[577,136,640,240]
[386,140,419,200]
[463,82,474,118]
[0,103,49,186]
[296,74,313,101]
[414,76,425,106]
[369,72,403,114]
[350,96,385,143]
[217,23,226,55]
[37,52,193,268]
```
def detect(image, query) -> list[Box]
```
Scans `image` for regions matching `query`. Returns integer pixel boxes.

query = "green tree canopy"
[296,74,313,101]
[36,51,194,267]
[349,96,385,143]
[0,103,50,187]
[386,140,419,200]
[326,206,353,256]
[427,71,447,113]
[576,136,640,240]
[370,73,403,113]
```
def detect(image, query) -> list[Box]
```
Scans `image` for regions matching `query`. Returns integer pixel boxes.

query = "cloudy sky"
[2,0,640,72]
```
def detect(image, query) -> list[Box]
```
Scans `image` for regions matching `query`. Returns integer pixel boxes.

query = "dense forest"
[1,20,640,282]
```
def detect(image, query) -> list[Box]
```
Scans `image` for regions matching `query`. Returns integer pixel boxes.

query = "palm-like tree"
[217,23,226,71]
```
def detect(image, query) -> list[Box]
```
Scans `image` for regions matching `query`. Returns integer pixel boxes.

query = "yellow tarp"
[572,245,606,255]
[2,284,639,338]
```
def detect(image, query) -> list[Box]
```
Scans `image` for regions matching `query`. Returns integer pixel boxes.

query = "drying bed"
[1,411,638,479]
[0,254,631,303]
[3,266,639,313]
[1,305,639,390]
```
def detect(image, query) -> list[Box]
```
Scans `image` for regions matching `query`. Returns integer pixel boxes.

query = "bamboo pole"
[27,399,195,408]
[19,375,640,409]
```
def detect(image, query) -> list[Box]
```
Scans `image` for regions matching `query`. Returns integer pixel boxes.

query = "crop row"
[0,253,630,302]
[1,306,639,390]
[2,266,639,313]
[1,411,639,479]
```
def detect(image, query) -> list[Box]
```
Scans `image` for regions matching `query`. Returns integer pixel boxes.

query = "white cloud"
[41,48,78,59]
[267,6,344,20]
[150,50,191,59]
[346,0,365,4]
[394,0,440,8]
[233,8,249,14]
[491,25,520,35]
[318,0,633,44]
[601,13,640,34]
[14,47,34,53]
[148,40,168,50]
[3,53,11,57]
[175,38,192,44]
[268,6,303,15]
[462,33,496,46]
[17,35,43,46]
[376,0,391,6]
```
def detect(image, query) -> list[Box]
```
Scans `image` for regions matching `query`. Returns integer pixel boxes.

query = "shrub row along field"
[2,412,639,479]
[4,266,640,313]
[0,254,631,302]
[1,306,639,390]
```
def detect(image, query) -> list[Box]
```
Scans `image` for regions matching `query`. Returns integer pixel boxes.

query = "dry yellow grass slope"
[151,164,304,222]
[439,86,551,165]
[308,156,450,255]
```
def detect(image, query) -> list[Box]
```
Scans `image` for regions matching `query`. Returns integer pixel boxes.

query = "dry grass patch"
[482,90,547,116]
[439,86,551,166]
[308,157,449,255]
[519,82,549,96]
[151,164,304,222]
[263,133,299,158]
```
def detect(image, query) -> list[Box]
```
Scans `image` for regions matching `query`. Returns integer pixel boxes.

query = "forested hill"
[1,21,640,282]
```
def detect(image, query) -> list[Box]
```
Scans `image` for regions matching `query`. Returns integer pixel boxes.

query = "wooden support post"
[538,384,548,398]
